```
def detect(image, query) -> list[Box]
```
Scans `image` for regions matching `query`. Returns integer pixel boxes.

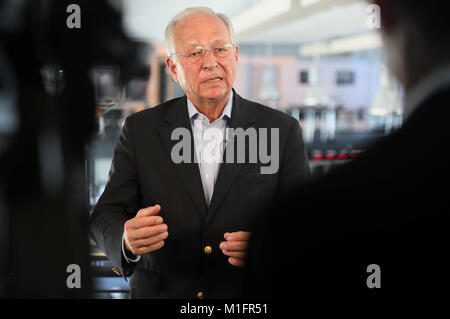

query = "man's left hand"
[220,231,251,267]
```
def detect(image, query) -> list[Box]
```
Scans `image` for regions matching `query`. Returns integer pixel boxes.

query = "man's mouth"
[204,77,223,83]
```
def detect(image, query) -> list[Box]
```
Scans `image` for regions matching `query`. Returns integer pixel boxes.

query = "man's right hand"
[123,205,168,256]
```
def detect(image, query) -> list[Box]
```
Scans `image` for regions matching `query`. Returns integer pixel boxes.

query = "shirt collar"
[187,91,233,122]
[404,63,450,119]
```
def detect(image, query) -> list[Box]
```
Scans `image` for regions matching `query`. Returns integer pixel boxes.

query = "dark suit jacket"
[246,88,450,303]
[89,90,310,299]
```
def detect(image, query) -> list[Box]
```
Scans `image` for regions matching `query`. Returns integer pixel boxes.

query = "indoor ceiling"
[121,0,246,43]
[121,0,369,45]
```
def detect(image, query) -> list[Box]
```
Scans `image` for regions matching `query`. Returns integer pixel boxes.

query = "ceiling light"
[299,32,382,57]
[231,0,291,34]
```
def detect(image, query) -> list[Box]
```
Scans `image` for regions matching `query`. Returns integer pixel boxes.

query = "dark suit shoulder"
[126,96,186,126]
[239,96,297,127]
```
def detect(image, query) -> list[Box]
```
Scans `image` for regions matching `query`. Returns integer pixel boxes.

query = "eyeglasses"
[171,43,234,63]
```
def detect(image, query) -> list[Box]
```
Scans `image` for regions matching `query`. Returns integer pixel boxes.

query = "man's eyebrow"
[185,40,231,48]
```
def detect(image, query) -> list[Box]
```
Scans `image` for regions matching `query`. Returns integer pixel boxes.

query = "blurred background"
[0,0,404,298]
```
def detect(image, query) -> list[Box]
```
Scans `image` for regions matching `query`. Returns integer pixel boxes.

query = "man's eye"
[215,48,226,52]
[188,51,201,57]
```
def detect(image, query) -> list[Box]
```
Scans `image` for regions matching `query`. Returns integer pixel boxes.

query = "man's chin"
[202,88,230,101]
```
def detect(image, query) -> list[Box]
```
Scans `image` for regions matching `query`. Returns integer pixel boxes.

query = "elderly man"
[90,7,310,299]
[246,0,450,303]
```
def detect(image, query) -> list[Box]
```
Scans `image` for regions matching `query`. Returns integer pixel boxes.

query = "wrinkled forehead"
[173,13,231,49]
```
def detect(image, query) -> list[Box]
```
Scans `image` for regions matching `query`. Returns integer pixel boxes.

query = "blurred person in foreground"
[90,7,310,298]
[246,0,450,302]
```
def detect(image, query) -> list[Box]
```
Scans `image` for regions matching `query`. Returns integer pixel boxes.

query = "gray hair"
[164,7,236,57]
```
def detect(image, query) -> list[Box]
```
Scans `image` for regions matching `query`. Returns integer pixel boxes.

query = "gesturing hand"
[123,205,168,256]
[220,231,251,267]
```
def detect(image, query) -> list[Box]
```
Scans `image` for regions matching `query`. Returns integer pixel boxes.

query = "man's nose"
[202,49,218,69]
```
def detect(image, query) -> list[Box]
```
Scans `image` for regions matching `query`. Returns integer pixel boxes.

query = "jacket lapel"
[206,92,255,223]
[159,96,208,219]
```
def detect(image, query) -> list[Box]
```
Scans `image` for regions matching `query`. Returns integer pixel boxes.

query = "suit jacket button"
[197,291,204,299]
[203,245,212,255]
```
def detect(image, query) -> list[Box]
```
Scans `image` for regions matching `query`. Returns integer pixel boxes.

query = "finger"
[225,231,251,241]
[222,250,246,259]
[133,231,168,248]
[220,240,248,251]
[135,240,165,255]
[228,257,245,267]
[136,205,161,218]
[131,223,168,240]
[128,216,164,229]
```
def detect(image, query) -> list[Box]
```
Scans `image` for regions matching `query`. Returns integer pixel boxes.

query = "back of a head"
[384,1,450,86]
[393,1,450,40]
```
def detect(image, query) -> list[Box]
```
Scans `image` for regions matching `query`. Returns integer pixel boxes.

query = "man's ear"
[165,57,178,83]
[234,45,239,63]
